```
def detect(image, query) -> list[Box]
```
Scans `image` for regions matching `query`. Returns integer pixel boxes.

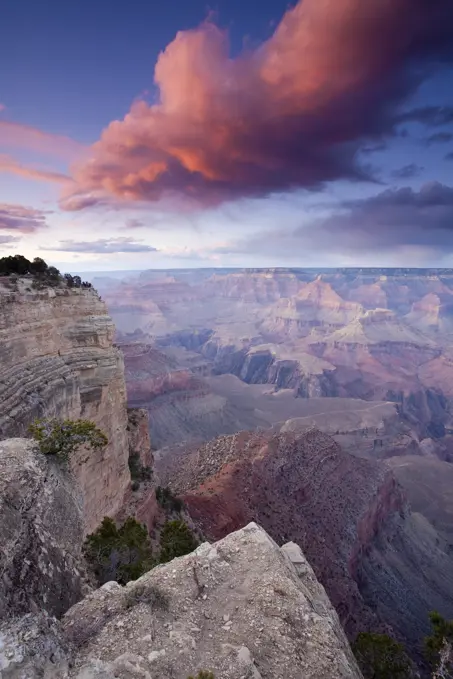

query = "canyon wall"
[157,427,453,650]
[0,279,131,534]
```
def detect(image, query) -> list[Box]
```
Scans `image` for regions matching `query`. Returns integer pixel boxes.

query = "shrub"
[123,583,169,610]
[129,452,153,483]
[159,519,198,564]
[352,632,413,679]
[155,485,183,512]
[83,516,155,585]
[187,672,215,679]
[28,418,108,462]
[425,611,453,677]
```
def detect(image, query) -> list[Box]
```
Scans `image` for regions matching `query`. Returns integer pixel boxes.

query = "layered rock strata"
[0,281,130,534]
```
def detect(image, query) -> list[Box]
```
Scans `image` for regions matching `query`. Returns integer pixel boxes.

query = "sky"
[1,0,453,271]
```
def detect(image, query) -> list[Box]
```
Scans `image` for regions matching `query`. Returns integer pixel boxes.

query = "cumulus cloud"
[391,163,424,179]
[43,237,158,254]
[0,204,50,233]
[0,154,70,184]
[62,0,453,210]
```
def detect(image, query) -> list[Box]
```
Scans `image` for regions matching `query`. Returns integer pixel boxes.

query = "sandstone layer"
[0,280,130,534]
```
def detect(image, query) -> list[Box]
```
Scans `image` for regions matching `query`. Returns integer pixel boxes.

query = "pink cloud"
[62,0,453,210]
[0,203,50,233]
[0,154,71,184]
[0,120,85,160]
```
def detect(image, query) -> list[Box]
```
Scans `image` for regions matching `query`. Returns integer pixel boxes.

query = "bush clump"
[156,485,183,512]
[0,254,92,288]
[123,583,169,611]
[28,418,108,462]
[83,516,155,585]
[129,452,153,483]
[187,673,215,679]
[159,519,198,564]
[352,632,414,679]
[425,611,453,677]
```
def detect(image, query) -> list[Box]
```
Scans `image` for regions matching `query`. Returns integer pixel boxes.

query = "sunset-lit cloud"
[61,0,453,211]
[0,154,70,184]
[0,119,85,160]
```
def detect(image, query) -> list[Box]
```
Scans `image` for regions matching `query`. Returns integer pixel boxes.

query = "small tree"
[30,257,48,275]
[352,632,413,679]
[425,611,453,678]
[159,519,198,564]
[28,418,108,462]
[83,516,155,585]
[156,485,183,512]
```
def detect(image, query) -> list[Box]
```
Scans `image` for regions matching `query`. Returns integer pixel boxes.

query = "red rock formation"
[157,427,453,649]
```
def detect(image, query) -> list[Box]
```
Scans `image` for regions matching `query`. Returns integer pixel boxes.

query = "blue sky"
[1,0,453,271]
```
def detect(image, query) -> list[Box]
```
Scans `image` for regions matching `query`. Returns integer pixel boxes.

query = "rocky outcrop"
[127,407,153,469]
[0,438,86,620]
[0,281,130,534]
[0,523,363,679]
[157,428,453,650]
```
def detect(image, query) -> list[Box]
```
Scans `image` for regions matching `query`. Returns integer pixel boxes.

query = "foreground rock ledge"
[61,522,362,678]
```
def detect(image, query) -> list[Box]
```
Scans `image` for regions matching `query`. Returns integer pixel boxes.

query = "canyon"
[93,266,453,660]
[0,274,364,678]
[4,268,453,676]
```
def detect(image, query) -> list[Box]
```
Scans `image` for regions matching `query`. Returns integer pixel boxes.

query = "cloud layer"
[62,0,453,210]
[0,120,85,160]
[211,182,453,261]
[0,204,50,233]
[43,237,158,253]
[0,154,70,184]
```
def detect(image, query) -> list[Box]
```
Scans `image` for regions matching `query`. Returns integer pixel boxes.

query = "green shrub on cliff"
[129,452,153,483]
[352,632,413,678]
[28,418,108,462]
[83,516,155,585]
[425,611,453,677]
[187,672,215,679]
[155,485,183,512]
[159,519,198,563]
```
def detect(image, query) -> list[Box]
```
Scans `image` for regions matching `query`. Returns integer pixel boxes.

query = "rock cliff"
[0,438,86,620]
[0,523,363,679]
[157,427,453,651]
[0,279,130,533]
